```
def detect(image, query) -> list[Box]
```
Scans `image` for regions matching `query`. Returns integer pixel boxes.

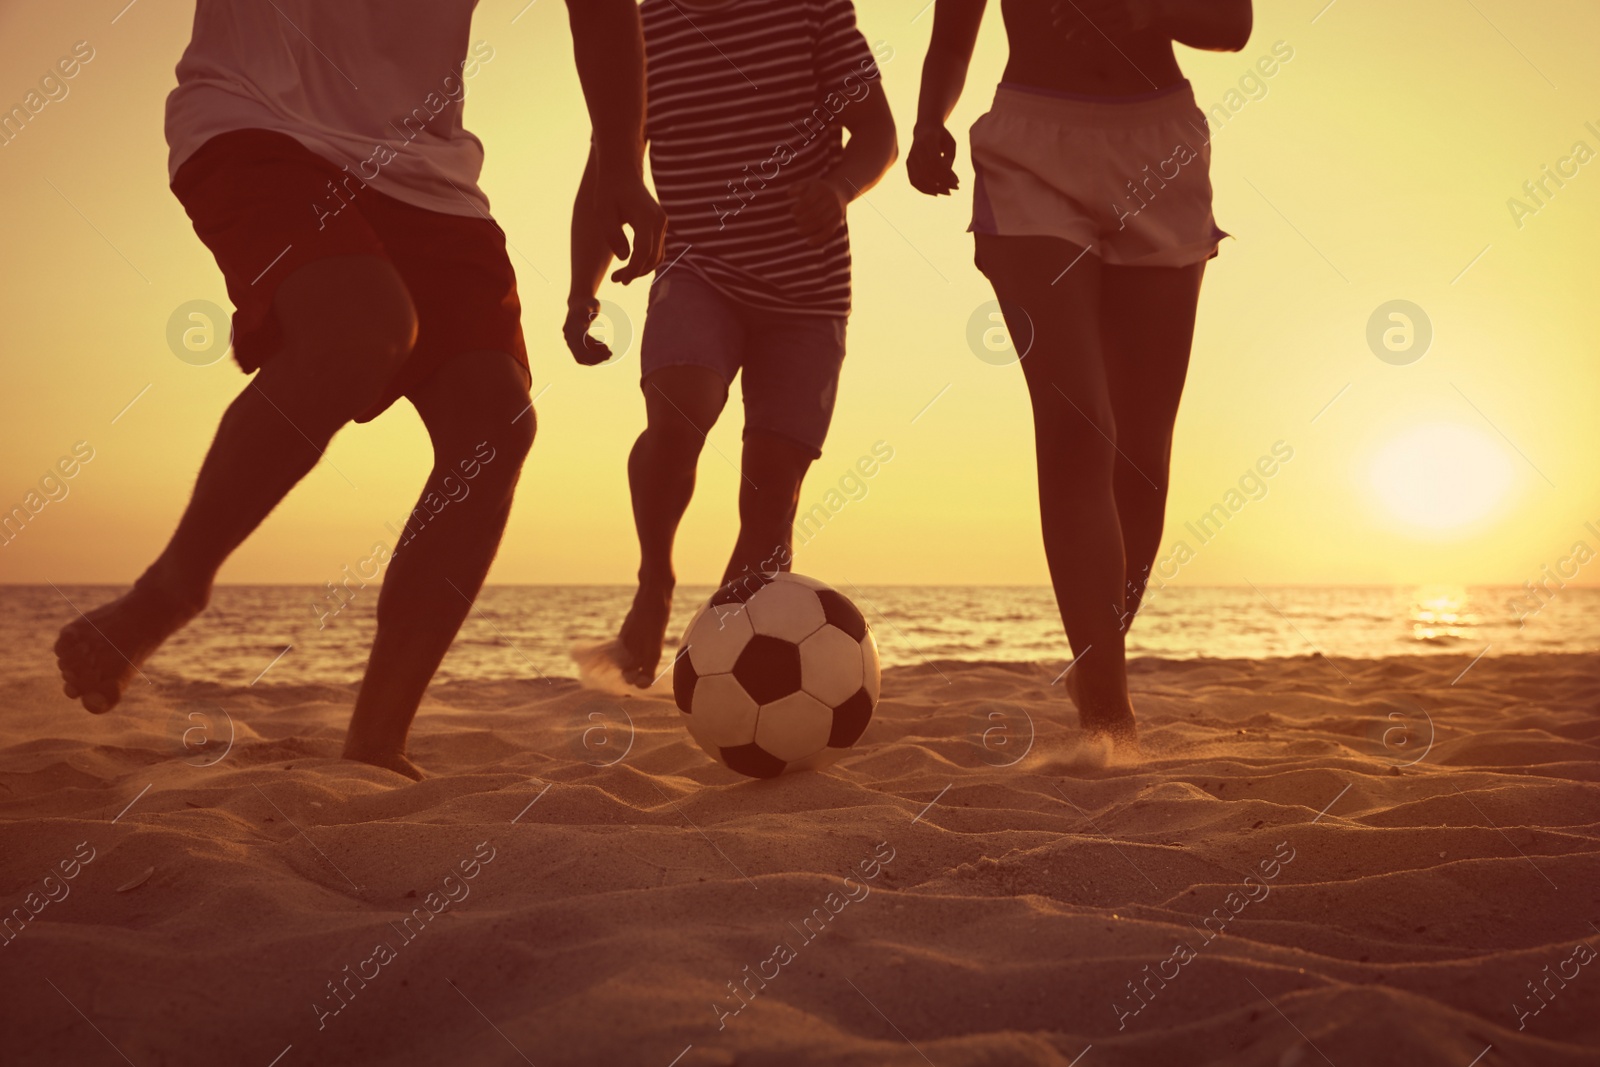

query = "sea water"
[4,583,1595,688]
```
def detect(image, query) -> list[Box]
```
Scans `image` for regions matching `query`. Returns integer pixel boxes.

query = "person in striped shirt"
[566,0,897,688]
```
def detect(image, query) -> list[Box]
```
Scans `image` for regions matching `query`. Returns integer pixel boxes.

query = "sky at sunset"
[1,0,1597,589]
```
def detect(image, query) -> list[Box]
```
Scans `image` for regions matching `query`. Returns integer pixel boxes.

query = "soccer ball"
[672,573,880,778]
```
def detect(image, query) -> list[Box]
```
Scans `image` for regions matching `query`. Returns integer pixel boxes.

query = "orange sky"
[1,0,1597,587]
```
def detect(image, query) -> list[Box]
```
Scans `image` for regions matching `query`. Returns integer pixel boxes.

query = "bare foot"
[1063,665,1138,746]
[54,572,207,714]
[1081,704,1138,747]
[615,581,675,688]
[342,747,428,781]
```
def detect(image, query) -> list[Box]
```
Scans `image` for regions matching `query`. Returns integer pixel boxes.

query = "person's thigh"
[639,270,743,438]
[1099,261,1205,447]
[272,256,417,380]
[643,364,731,442]
[738,310,847,460]
[639,271,743,402]
[173,129,415,385]
[373,194,530,425]
[975,233,1114,453]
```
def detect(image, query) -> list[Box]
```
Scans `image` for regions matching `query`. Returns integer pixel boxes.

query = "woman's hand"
[908,123,960,196]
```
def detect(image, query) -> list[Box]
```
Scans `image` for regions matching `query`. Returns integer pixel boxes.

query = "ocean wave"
[7,585,1600,685]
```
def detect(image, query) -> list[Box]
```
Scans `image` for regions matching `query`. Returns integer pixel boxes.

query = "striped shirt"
[641,0,880,316]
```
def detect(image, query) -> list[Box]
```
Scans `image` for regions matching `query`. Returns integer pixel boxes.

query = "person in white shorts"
[908,0,1252,744]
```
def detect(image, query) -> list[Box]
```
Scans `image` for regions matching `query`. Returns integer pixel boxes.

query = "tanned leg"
[1101,262,1205,624]
[54,256,416,713]
[340,352,535,779]
[611,365,728,687]
[977,233,1136,742]
[719,432,814,591]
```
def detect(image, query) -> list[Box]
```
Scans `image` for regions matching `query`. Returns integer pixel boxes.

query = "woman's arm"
[908,0,986,196]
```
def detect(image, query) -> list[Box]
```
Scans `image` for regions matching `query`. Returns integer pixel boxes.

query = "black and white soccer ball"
[672,573,880,778]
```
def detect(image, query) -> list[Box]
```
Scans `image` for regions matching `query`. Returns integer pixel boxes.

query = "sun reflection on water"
[1408,585,1478,644]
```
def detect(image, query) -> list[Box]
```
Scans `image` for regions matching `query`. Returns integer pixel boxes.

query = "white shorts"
[969,80,1228,268]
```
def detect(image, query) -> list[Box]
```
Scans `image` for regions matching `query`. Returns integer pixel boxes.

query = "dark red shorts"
[171,128,529,422]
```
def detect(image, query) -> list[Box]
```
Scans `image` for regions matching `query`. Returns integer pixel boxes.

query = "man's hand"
[594,160,666,285]
[787,177,850,247]
[1051,0,1159,41]
[563,297,615,366]
[907,123,960,196]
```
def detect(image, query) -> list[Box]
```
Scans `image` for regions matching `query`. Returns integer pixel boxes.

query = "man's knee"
[411,352,537,494]
[445,408,535,507]
[643,366,727,443]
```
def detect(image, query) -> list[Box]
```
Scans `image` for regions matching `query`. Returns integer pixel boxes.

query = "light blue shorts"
[639,268,847,459]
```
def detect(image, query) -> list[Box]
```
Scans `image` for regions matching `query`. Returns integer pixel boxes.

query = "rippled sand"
[3,653,1598,1065]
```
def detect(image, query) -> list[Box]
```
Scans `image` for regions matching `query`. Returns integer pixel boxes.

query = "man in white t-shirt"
[54,0,665,780]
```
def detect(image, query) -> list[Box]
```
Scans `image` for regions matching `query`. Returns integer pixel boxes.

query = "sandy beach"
[5,0,1599,1063]
[3,651,1597,1066]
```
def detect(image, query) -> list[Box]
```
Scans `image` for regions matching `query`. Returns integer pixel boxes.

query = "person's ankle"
[341,743,426,780]
[1066,658,1134,726]
[342,737,404,760]
[137,560,212,616]
[1071,654,1127,698]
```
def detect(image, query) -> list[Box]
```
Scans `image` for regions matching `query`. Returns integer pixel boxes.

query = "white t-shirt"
[165,0,494,217]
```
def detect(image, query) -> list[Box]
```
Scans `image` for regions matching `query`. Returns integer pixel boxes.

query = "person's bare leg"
[609,365,728,687]
[340,352,535,779]
[54,256,416,713]
[977,233,1135,741]
[1101,262,1205,623]
[719,433,813,590]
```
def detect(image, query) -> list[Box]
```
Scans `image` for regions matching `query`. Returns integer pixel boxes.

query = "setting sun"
[1370,423,1517,533]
